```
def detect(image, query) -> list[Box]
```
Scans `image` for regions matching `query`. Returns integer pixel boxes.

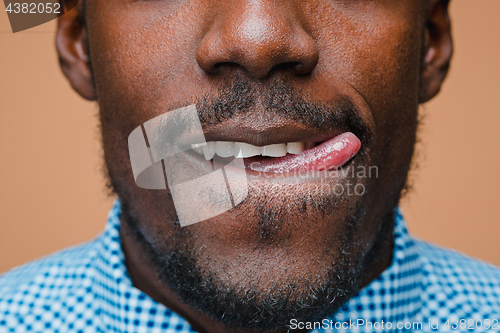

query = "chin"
[120,179,381,330]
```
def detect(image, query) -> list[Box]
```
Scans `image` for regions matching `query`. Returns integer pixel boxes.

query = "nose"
[196,1,319,80]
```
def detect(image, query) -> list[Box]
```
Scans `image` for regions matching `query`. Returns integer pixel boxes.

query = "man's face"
[58,0,451,330]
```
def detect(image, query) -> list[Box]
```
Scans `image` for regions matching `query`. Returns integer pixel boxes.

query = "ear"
[56,5,96,100]
[419,0,453,103]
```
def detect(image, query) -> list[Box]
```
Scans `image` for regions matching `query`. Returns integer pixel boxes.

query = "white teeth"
[202,142,216,160]
[287,142,305,155]
[191,141,306,160]
[215,141,235,158]
[261,143,287,157]
[234,143,262,158]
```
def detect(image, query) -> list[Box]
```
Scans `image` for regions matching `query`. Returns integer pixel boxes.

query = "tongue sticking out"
[245,132,361,173]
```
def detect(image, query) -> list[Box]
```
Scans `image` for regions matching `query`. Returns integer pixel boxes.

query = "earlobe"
[56,7,96,101]
[419,0,453,103]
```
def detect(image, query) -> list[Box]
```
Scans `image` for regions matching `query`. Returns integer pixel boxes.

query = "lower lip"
[244,132,361,173]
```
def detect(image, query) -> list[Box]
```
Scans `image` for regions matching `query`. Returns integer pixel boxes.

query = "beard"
[107,77,396,330]
[120,183,395,330]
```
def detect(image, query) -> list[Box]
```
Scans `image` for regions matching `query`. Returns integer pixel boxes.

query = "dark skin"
[57,0,452,332]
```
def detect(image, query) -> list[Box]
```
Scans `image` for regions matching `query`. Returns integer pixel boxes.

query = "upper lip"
[201,118,347,147]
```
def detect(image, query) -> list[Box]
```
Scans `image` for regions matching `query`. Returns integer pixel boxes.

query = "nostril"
[212,62,241,72]
[272,62,314,76]
[273,62,301,71]
[293,62,316,76]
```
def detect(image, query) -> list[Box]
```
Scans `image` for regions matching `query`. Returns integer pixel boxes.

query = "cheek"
[308,3,423,209]
[314,6,423,110]
[352,23,422,175]
[87,1,207,124]
[87,1,211,189]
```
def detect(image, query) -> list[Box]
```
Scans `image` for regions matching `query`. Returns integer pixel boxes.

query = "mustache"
[195,78,372,145]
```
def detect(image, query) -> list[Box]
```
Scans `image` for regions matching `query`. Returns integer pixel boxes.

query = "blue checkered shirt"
[1,200,499,332]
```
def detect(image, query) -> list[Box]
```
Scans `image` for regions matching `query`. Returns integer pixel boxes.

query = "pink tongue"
[246,132,361,173]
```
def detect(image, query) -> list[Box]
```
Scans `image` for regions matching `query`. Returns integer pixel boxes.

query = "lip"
[195,117,361,171]
[242,132,361,173]
[201,117,348,147]
[156,111,365,183]
[178,150,359,184]
[176,136,360,183]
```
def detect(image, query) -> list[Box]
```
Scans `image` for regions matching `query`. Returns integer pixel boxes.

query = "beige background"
[1,1,499,274]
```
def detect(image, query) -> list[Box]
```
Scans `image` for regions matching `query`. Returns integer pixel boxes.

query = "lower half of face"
[90,1,424,329]
[98,82,420,330]
[105,115,414,329]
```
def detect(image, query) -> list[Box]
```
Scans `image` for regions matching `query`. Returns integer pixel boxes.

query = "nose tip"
[196,5,319,80]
